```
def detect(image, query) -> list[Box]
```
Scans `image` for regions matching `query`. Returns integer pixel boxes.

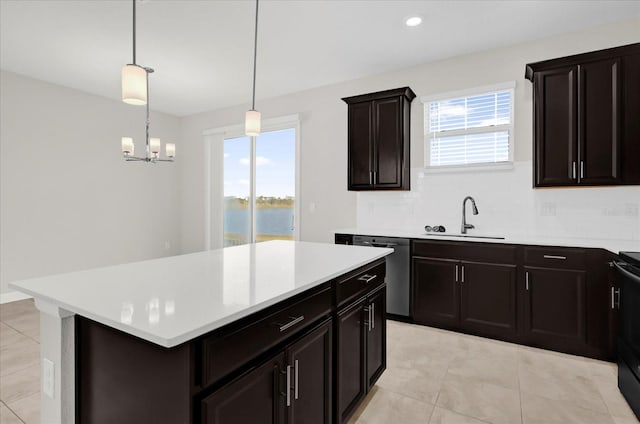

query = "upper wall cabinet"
[526,43,640,187]
[342,87,416,191]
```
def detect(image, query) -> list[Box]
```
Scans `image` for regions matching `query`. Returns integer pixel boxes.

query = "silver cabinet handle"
[369,171,372,185]
[572,161,577,180]
[526,271,530,291]
[455,264,459,282]
[612,287,621,310]
[364,306,371,332]
[278,315,304,332]
[461,265,465,283]
[294,359,299,400]
[286,365,292,406]
[371,303,375,329]
[358,274,377,283]
[543,255,567,260]
[580,161,584,179]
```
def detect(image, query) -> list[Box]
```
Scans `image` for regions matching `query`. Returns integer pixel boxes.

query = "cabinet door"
[412,257,459,328]
[534,66,578,187]
[348,102,374,190]
[336,298,367,424]
[523,266,587,353]
[366,288,386,388]
[621,52,640,184]
[287,320,332,424]
[459,261,517,339]
[201,353,285,424]
[373,97,403,188]
[579,58,621,185]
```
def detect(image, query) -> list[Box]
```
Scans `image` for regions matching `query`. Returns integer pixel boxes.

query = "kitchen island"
[10,240,392,424]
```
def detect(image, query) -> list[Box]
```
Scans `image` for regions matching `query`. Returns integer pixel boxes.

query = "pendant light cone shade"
[122,64,147,105]
[245,110,261,136]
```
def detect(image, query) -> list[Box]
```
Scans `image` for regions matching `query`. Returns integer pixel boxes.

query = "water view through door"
[223,128,296,246]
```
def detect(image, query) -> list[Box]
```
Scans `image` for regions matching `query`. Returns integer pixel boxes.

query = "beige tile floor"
[0,299,638,424]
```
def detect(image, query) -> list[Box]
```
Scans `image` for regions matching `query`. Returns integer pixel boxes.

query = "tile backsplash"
[356,161,640,242]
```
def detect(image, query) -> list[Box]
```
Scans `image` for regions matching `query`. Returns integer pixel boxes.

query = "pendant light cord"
[251,0,259,110]
[132,0,137,64]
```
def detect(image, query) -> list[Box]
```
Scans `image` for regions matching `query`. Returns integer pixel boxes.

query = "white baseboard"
[0,291,33,304]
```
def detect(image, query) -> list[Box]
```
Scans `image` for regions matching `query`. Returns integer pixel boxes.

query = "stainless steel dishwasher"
[353,235,410,318]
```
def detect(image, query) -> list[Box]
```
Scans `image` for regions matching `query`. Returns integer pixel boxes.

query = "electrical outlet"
[164,241,171,250]
[43,358,54,399]
[540,202,556,216]
[625,203,639,218]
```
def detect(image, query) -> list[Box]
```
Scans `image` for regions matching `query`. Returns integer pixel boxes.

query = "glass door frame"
[203,114,301,250]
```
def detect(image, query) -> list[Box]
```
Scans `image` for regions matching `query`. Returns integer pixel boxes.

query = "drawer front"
[201,285,332,388]
[336,261,386,308]
[524,246,586,270]
[412,240,517,264]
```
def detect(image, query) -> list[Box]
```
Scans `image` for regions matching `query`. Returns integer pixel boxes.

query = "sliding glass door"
[223,127,296,246]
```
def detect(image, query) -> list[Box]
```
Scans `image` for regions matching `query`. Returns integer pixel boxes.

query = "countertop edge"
[9,247,393,348]
[333,228,639,254]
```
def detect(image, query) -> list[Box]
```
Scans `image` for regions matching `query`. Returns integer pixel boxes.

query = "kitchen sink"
[424,233,505,240]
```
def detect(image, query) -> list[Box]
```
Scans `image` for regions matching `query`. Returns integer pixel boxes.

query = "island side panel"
[76,317,192,424]
[35,299,76,424]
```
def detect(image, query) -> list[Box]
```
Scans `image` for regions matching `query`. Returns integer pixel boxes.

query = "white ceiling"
[1,0,639,117]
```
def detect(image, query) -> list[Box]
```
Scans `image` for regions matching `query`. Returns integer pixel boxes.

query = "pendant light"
[120,0,175,163]
[245,0,261,136]
[122,0,146,105]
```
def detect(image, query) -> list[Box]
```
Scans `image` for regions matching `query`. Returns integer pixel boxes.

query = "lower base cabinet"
[410,239,615,361]
[76,259,387,424]
[523,266,587,353]
[336,286,386,424]
[201,319,333,424]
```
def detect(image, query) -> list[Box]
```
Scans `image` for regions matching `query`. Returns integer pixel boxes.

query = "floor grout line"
[1,399,27,424]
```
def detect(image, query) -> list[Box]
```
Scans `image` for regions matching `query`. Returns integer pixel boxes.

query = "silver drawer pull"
[294,359,299,400]
[278,315,305,332]
[286,365,292,406]
[543,255,567,260]
[358,274,377,283]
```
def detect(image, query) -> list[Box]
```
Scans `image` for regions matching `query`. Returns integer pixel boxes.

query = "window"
[223,128,296,247]
[203,115,300,250]
[423,82,515,169]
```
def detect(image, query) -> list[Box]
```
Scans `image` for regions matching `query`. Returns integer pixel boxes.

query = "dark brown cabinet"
[336,284,386,424]
[460,261,517,337]
[412,257,459,328]
[411,241,518,342]
[333,258,387,423]
[202,319,333,424]
[201,353,285,424]
[76,259,387,424]
[342,87,415,191]
[408,238,616,360]
[366,288,386,387]
[287,320,333,424]
[523,266,586,353]
[336,298,367,423]
[526,43,640,187]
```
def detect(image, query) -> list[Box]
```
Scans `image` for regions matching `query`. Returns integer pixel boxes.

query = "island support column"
[35,299,75,424]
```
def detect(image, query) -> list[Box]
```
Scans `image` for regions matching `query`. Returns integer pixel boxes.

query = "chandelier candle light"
[120,0,175,163]
[245,0,261,136]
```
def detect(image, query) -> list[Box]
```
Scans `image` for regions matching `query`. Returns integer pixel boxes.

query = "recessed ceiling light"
[405,16,423,27]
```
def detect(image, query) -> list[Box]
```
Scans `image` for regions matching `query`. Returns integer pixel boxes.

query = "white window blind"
[424,84,514,168]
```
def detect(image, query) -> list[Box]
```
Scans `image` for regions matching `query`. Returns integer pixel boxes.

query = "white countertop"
[9,241,392,348]
[334,228,640,254]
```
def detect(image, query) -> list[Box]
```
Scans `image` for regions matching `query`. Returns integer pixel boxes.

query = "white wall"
[0,71,182,294]
[178,18,640,252]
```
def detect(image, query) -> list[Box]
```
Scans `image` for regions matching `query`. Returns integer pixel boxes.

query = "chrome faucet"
[461,196,479,234]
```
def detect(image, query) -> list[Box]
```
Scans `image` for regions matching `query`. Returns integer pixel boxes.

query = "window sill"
[422,161,514,175]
